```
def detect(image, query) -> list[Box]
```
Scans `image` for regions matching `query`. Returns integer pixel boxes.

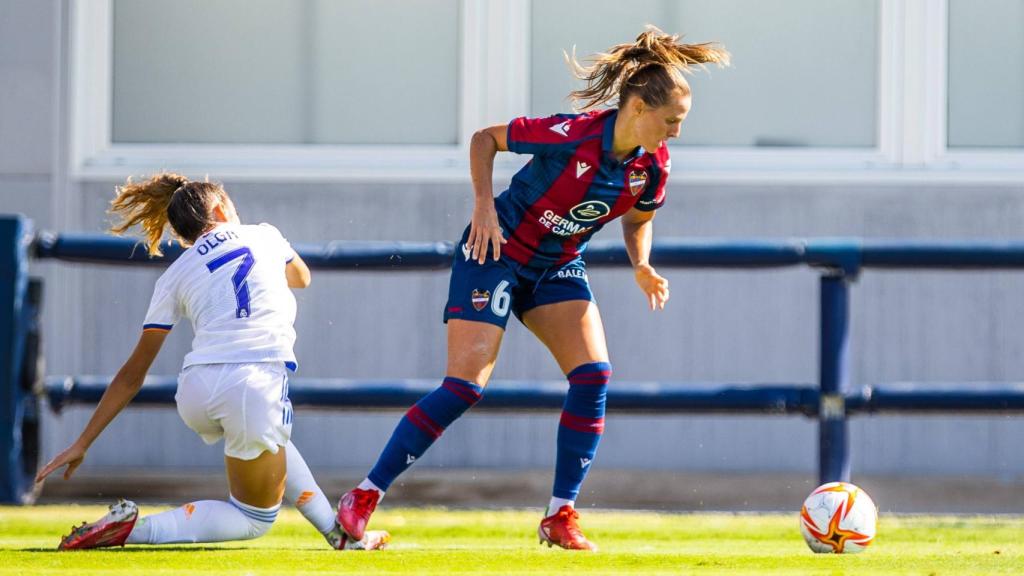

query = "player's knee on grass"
[229,495,280,540]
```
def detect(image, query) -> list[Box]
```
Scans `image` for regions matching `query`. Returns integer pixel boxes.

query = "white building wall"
[1,0,1023,483]
[36,179,1024,481]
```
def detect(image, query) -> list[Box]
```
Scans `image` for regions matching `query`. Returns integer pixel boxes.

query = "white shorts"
[176,363,293,461]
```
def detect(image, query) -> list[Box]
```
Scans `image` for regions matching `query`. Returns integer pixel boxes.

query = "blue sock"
[367,377,483,491]
[553,362,611,501]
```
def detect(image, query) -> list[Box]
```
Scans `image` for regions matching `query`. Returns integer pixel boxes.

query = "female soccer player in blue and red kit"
[339,27,729,550]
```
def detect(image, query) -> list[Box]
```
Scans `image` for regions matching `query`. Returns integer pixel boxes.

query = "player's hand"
[634,263,670,310]
[467,200,507,264]
[35,441,87,483]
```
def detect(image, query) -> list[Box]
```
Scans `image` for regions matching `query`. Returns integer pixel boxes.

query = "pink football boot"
[59,499,138,550]
[336,488,380,541]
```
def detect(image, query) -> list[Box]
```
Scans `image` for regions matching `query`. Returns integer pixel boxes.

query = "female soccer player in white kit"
[36,173,388,551]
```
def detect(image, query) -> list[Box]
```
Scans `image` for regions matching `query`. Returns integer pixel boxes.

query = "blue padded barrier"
[44,376,819,415]
[43,377,1024,415]
[0,216,37,504]
[33,234,813,270]
[847,382,1024,412]
[36,234,1024,272]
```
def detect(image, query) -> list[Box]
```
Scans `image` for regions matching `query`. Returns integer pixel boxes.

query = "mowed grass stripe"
[0,506,1020,575]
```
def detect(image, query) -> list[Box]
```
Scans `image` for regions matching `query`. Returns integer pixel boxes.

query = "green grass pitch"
[0,505,1021,575]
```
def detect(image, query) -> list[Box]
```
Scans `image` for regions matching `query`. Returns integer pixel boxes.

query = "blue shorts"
[443,229,594,329]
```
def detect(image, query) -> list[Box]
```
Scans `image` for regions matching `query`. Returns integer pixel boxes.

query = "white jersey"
[143,222,298,370]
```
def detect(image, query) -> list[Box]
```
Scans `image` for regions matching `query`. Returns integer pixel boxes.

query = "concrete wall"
[0,0,58,227]
[36,179,1024,482]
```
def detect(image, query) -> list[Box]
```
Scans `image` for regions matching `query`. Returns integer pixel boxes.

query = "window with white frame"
[112,0,460,145]
[71,0,1024,177]
[947,0,1024,149]
[531,0,879,149]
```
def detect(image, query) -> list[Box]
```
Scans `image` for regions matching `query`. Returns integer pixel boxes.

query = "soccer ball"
[799,481,877,553]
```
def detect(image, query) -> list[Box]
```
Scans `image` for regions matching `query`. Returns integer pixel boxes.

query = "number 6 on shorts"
[491,280,511,317]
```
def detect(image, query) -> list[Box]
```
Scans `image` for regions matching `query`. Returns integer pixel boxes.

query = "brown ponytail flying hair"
[109,172,229,256]
[568,25,730,111]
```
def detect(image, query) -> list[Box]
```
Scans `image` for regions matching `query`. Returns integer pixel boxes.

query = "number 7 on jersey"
[206,247,256,318]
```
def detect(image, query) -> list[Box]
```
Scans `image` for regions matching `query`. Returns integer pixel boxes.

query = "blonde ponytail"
[109,172,189,256]
[568,25,730,111]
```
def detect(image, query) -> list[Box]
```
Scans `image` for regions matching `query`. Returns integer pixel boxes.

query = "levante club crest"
[471,289,491,311]
[628,170,648,196]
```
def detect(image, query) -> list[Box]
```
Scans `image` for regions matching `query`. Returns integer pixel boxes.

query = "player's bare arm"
[286,251,311,288]
[621,207,669,310]
[36,330,167,482]
[468,125,509,264]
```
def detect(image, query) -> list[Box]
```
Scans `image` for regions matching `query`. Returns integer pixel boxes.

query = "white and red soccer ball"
[799,481,877,554]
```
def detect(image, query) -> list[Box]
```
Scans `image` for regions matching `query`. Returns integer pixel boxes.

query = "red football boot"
[59,499,138,551]
[336,488,380,541]
[538,505,598,551]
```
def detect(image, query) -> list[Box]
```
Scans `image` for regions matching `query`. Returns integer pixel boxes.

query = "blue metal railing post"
[819,267,852,484]
[0,215,34,503]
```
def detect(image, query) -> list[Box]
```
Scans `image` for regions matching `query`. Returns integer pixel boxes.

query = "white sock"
[126,497,278,544]
[283,440,336,535]
[357,478,385,501]
[546,497,575,516]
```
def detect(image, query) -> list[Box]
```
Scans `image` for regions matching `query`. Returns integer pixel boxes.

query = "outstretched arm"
[621,207,670,310]
[35,330,167,482]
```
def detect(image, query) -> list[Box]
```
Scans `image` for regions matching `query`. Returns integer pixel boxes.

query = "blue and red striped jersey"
[496,109,670,268]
